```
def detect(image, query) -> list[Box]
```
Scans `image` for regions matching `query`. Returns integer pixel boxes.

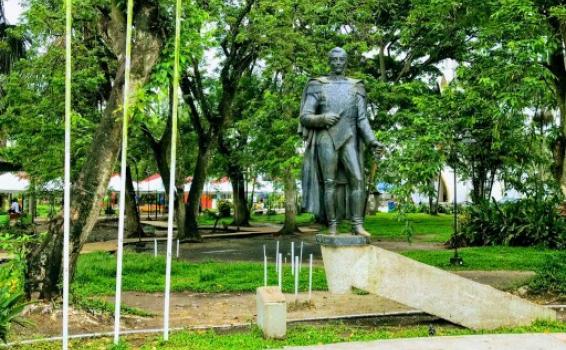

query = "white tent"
[107,174,141,192]
[137,174,165,193]
[208,177,233,193]
[0,172,30,193]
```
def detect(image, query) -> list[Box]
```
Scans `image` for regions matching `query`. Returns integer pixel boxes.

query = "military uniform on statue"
[299,47,382,236]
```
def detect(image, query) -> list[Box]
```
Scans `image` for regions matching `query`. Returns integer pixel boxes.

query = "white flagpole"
[163,0,182,341]
[62,0,72,348]
[113,0,134,344]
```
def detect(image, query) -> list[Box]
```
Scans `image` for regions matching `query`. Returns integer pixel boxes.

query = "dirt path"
[14,292,414,340]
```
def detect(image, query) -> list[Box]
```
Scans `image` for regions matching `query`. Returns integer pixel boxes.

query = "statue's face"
[329,52,347,75]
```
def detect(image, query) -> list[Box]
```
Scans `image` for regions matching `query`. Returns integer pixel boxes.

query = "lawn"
[200,212,453,242]
[74,252,327,297]
[74,247,555,301]
[365,213,453,242]
[198,212,316,226]
[10,321,566,349]
[402,246,556,271]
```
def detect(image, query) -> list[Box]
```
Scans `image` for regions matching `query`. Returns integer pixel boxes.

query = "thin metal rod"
[308,254,313,301]
[263,255,267,286]
[277,253,282,289]
[294,256,299,298]
[275,241,279,273]
[62,0,72,348]
[114,0,134,344]
[299,241,303,269]
[163,0,182,341]
[291,242,294,275]
[154,238,157,257]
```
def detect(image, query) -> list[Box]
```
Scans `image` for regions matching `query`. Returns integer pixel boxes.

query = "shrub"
[529,251,566,296]
[458,198,566,248]
[217,200,232,218]
[0,233,36,342]
[0,287,27,343]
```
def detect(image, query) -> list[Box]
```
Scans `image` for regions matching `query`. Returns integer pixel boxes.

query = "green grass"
[402,246,556,271]
[74,252,327,297]
[36,204,57,218]
[198,213,315,226]
[201,212,452,242]
[10,320,566,349]
[365,213,453,242]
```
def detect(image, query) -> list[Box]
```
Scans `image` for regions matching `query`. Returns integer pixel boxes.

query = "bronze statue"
[299,47,381,236]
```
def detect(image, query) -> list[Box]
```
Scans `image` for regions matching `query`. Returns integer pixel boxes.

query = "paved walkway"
[284,333,566,350]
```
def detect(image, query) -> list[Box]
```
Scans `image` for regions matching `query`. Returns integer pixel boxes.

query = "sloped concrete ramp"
[318,236,556,329]
[284,333,566,350]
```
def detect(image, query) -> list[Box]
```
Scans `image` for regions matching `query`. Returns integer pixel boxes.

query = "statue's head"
[328,47,347,75]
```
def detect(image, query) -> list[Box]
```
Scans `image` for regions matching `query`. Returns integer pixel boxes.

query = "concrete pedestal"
[317,234,556,330]
[256,286,286,339]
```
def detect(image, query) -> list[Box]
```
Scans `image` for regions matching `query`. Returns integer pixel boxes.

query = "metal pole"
[275,241,279,274]
[263,255,267,286]
[154,238,157,257]
[62,0,72,348]
[299,241,304,270]
[163,0,182,340]
[113,0,134,343]
[278,253,282,289]
[291,242,294,276]
[308,254,313,301]
[294,256,299,299]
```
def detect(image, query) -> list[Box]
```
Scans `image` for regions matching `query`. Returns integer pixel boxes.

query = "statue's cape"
[298,76,365,220]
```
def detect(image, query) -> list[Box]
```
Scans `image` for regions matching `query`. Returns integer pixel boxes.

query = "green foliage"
[216,199,232,218]
[0,286,27,343]
[0,233,37,343]
[458,199,566,248]
[529,251,566,296]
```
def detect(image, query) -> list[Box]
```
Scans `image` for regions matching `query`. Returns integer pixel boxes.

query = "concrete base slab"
[284,333,566,350]
[319,243,556,329]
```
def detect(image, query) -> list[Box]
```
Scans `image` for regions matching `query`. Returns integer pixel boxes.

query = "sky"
[4,0,23,24]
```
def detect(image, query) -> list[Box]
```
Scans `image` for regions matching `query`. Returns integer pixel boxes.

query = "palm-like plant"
[0,286,28,343]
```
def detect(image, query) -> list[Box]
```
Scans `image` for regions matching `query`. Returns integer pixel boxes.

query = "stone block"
[256,286,286,339]
[319,244,556,329]
[316,234,370,246]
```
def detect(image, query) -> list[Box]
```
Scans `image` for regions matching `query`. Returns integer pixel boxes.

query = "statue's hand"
[369,140,385,158]
[323,113,340,128]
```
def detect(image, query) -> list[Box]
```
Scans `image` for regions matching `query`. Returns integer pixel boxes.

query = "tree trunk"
[125,164,145,238]
[278,169,297,235]
[555,82,566,197]
[25,1,163,300]
[183,144,209,240]
[143,83,190,240]
[228,165,250,227]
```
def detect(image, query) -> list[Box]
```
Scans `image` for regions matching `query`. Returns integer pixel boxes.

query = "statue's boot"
[351,188,371,237]
[324,179,338,235]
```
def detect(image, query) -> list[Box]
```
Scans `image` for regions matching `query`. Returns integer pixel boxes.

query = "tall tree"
[3,0,167,299]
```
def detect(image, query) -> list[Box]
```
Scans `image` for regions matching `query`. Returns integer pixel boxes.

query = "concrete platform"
[284,333,566,350]
[318,236,556,329]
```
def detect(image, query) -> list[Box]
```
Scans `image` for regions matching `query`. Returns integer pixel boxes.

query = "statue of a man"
[299,47,381,236]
